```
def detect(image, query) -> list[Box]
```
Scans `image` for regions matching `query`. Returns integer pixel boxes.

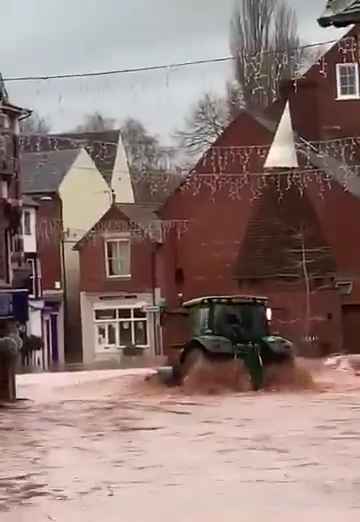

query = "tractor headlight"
[266,307,272,322]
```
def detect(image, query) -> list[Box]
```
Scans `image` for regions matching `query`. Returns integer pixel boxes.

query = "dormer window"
[336,63,360,99]
[0,179,8,199]
[0,113,10,130]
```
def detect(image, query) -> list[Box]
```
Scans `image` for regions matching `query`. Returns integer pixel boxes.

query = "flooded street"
[1,366,360,521]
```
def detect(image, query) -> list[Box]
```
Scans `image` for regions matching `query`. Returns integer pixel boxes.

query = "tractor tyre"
[177,346,205,384]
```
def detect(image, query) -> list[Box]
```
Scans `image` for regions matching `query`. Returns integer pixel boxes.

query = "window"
[105,239,130,278]
[189,306,210,336]
[23,210,32,236]
[0,114,10,130]
[12,235,23,253]
[94,306,149,352]
[336,63,360,99]
[0,180,8,199]
[27,258,37,297]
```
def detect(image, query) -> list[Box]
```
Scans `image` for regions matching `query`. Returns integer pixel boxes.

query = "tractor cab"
[172,295,294,391]
[185,295,271,344]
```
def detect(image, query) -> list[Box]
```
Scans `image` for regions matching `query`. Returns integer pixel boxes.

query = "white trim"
[93,304,150,352]
[23,209,32,236]
[42,289,63,297]
[27,258,36,298]
[0,113,10,130]
[336,63,360,100]
[335,280,353,296]
[0,179,8,199]
[103,231,130,239]
[104,237,131,279]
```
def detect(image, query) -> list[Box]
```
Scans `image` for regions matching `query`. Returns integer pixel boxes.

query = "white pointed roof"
[111,133,135,204]
[264,101,299,169]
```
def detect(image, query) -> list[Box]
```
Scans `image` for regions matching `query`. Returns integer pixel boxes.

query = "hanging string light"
[20,130,360,203]
[18,133,360,163]
[36,216,190,244]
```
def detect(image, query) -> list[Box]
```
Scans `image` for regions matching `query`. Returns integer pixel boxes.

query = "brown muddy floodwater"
[1,361,360,521]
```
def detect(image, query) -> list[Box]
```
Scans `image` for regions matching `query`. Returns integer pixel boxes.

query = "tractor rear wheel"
[176,346,205,384]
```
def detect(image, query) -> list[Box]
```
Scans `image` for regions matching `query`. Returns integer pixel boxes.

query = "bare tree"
[230,0,301,109]
[120,118,166,175]
[226,80,244,120]
[174,92,230,156]
[73,113,175,175]
[120,118,180,204]
[20,111,51,134]
[73,111,116,132]
[176,1,303,156]
[282,224,335,350]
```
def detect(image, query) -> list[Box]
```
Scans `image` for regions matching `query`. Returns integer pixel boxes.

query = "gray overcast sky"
[1,0,347,143]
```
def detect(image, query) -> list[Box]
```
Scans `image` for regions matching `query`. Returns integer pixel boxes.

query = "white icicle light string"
[18,133,360,201]
[17,134,360,170]
[35,218,190,243]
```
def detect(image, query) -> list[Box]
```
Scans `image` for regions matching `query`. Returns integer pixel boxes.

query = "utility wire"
[3,39,339,83]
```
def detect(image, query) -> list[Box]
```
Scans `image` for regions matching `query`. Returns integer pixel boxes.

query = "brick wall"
[158,104,356,356]
[78,210,155,294]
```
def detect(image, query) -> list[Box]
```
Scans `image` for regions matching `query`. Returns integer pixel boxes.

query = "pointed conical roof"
[236,183,337,280]
[264,101,298,170]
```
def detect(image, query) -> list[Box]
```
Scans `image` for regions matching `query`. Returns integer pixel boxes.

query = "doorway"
[342,305,360,354]
[44,314,59,369]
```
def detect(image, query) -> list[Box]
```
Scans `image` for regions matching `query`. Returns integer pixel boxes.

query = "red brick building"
[20,131,124,364]
[18,26,360,365]
[74,203,164,365]
[158,26,360,358]
[20,128,182,366]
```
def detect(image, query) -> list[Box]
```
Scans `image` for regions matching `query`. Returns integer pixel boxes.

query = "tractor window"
[213,304,268,341]
[189,306,210,336]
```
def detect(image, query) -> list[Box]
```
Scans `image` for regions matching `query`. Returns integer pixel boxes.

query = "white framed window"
[94,306,149,353]
[12,235,23,253]
[336,63,360,99]
[0,114,10,130]
[105,238,131,278]
[27,258,41,298]
[0,179,8,199]
[23,210,32,236]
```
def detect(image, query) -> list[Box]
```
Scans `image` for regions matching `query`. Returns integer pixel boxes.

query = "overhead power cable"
[2,39,339,83]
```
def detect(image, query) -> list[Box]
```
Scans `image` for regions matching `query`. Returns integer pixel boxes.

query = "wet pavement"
[2,365,360,521]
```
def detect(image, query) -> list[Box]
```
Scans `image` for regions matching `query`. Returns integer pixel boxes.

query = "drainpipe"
[60,201,68,364]
[151,243,159,356]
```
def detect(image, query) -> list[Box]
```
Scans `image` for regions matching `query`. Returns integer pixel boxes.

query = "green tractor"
[171,295,295,391]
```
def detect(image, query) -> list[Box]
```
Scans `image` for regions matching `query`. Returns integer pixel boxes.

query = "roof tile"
[236,183,337,280]
[20,149,80,194]
[20,130,120,183]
